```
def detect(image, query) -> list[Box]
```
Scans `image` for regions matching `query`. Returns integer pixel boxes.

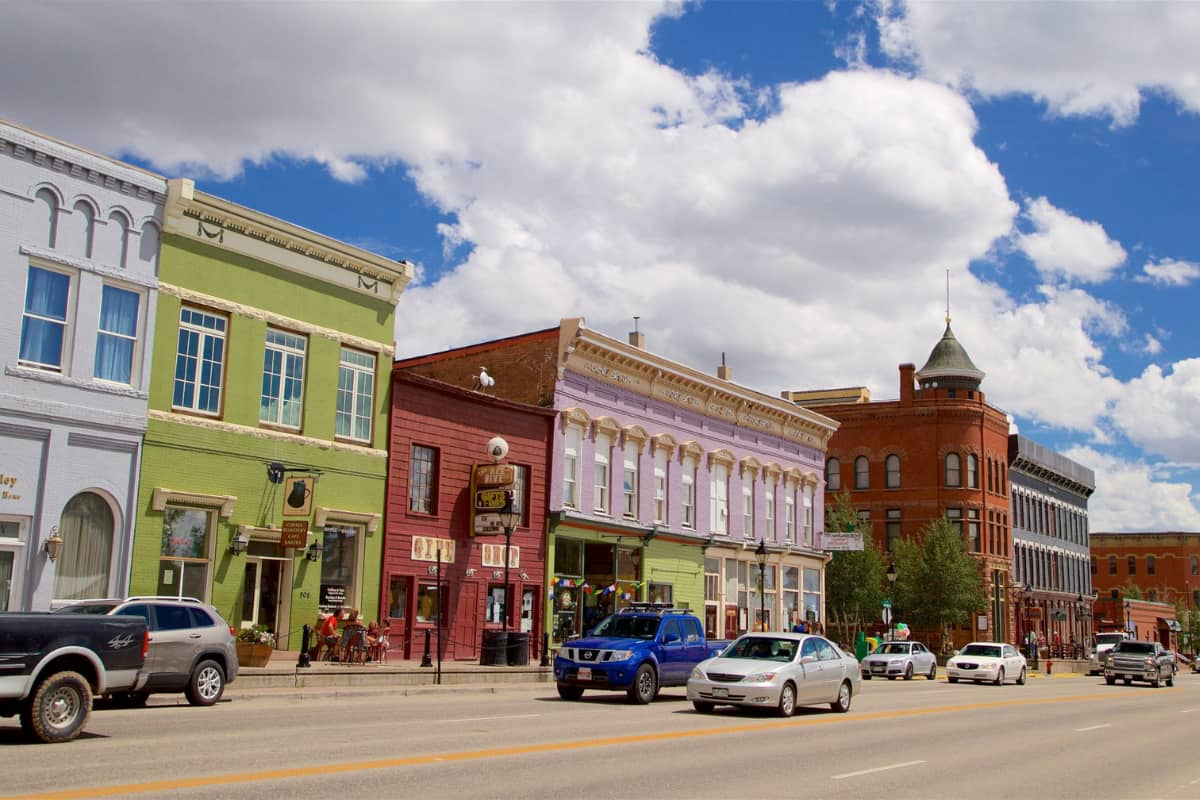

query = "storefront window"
[553,537,584,642]
[158,505,211,600]
[320,525,359,612]
[803,567,821,623]
[649,582,673,606]
[416,582,440,623]
[388,576,407,619]
[486,584,506,624]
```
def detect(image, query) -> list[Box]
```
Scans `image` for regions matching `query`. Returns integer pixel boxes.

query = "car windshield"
[721,637,797,662]
[590,615,660,640]
[960,644,1002,658]
[50,602,119,614]
[877,643,910,654]
[1115,642,1154,654]
[1096,634,1126,645]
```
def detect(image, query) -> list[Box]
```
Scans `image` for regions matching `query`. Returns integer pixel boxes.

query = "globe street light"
[498,491,522,635]
[886,561,898,641]
[755,539,768,632]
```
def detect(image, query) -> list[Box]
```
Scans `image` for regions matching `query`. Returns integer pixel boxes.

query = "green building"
[129,178,413,649]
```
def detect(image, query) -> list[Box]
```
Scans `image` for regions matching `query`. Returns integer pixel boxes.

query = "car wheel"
[1017,668,1027,685]
[904,663,914,681]
[1106,676,1116,685]
[21,671,93,743]
[1167,670,1175,687]
[627,664,657,705]
[185,659,226,707]
[1123,678,1132,685]
[948,676,958,684]
[927,662,937,680]
[830,680,852,714]
[862,673,872,680]
[557,684,584,701]
[775,682,797,717]
[994,668,1005,686]
[692,700,715,714]
[1153,669,1163,689]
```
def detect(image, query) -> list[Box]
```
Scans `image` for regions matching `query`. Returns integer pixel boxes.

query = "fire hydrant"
[1046,659,1053,675]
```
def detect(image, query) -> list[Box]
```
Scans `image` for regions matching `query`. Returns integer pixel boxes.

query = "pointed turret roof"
[915,321,984,390]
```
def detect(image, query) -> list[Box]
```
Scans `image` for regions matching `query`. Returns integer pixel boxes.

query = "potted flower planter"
[236,641,273,668]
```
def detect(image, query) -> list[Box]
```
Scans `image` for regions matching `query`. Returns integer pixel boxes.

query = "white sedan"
[687,633,861,717]
[946,641,1027,685]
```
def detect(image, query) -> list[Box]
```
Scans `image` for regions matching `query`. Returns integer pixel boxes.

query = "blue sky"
[3,1,1198,531]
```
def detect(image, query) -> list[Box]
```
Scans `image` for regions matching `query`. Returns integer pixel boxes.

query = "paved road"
[3,672,1198,799]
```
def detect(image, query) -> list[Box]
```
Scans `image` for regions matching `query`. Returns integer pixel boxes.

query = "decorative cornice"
[650,433,677,455]
[591,416,621,436]
[622,424,649,447]
[157,282,394,356]
[314,506,381,534]
[164,178,413,303]
[0,121,167,197]
[708,449,735,468]
[147,409,388,458]
[152,487,236,517]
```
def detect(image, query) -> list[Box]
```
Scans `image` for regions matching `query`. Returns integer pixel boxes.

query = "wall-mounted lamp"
[44,527,64,562]
[306,540,324,563]
[229,532,250,556]
[267,462,286,484]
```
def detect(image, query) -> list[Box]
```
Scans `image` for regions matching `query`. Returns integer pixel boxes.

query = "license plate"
[872,664,885,672]
[577,667,592,681]
[712,687,728,698]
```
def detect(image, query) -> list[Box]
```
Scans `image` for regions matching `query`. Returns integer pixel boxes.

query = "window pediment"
[151,487,236,518]
[708,449,735,468]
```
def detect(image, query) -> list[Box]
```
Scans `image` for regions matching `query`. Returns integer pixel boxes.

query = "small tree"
[893,517,988,654]
[823,491,887,646]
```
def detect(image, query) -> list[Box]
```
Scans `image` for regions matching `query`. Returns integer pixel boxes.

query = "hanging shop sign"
[279,520,309,548]
[412,535,456,563]
[474,464,515,487]
[470,463,516,537]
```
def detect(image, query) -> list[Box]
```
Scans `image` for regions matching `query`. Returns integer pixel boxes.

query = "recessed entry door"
[242,558,283,638]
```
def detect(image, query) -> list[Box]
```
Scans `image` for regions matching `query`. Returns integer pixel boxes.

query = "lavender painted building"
[0,120,165,610]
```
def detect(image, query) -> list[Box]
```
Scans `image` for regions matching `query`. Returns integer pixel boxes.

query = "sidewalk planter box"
[237,642,273,668]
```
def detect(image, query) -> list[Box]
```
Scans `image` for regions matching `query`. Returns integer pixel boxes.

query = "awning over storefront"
[1157,617,1182,632]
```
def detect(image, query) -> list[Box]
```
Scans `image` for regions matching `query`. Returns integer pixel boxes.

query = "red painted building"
[1090,531,1194,648]
[383,370,556,662]
[789,322,1014,650]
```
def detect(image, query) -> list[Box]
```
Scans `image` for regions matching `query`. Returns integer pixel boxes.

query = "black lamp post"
[755,539,768,632]
[886,561,898,641]
[498,491,522,635]
[1125,600,1133,639]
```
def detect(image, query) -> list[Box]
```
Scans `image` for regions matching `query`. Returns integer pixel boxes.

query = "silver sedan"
[860,640,938,681]
[687,633,861,717]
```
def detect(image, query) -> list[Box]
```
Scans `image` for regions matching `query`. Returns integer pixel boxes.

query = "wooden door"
[453,581,481,660]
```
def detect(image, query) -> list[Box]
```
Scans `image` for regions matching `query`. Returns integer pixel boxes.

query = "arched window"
[825,458,841,491]
[945,453,961,487]
[966,454,978,488]
[70,199,96,259]
[35,188,59,248]
[854,456,869,490]
[106,210,131,268]
[885,454,900,488]
[53,492,114,601]
[1192,555,1198,576]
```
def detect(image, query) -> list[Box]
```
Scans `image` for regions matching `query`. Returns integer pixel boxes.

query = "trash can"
[480,630,508,666]
[506,631,530,666]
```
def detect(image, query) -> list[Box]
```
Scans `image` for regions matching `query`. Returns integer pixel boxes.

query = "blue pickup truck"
[554,604,726,704]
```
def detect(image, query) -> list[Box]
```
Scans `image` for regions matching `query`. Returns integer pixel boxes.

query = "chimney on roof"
[629,316,645,349]
[899,363,915,406]
[717,352,732,381]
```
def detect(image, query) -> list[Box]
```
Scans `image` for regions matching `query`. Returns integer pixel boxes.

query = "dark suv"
[53,596,238,706]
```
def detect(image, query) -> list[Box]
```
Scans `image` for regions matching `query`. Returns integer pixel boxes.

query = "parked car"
[687,633,860,716]
[860,640,938,681]
[53,596,238,706]
[1088,632,1130,675]
[1104,639,1176,687]
[946,641,1027,685]
[0,612,148,742]
[554,604,725,704]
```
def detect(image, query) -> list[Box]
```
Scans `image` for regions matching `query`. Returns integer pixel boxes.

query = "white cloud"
[1137,258,1200,287]
[1062,447,1200,533]
[877,0,1200,125]
[1110,360,1200,465]
[1013,197,1126,284]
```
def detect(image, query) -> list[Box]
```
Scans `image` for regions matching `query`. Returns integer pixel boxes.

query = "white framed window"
[764,480,774,537]
[653,449,667,524]
[336,347,375,442]
[260,328,307,428]
[711,463,729,534]
[593,432,611,514]
[158,505,215,601]
[622,442,638,519]
[803,484,814,546]
[19,265,74,372]
[408,445,438,514]
[785,481,796,543]
[173,306,227,415]
[741,472,754,538]
[563,426,581,509]
[94,283,142,385]
[681,455,696,529]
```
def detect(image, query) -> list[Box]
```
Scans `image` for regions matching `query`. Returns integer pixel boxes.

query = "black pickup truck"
[0,612,148,742]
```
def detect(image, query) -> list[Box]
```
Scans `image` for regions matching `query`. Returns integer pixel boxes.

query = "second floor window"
[622,442,638,518]
[945,453,961,487]
[1147,555,1156,575]
[408,445,438,514]
[966,454,978,488]
[681,455,696,529]
[173,306,227,415]
[802,484,814,546]
[19,265,71,372]
[1128,556,1136,575]
[785,484,796,543]
[562,426,581,509]
[1108,555,1117,575]
[260,329,306,428]
[764,482,774,535]
[711,463,729,534]
[742,472,754,538]
[653,449,667,524]
[95,284,140,384]
[593,432,611,514]
[335,348,375,442]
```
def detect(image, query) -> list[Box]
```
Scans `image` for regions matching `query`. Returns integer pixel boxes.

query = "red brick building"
[1090,531,1194,646]
[383,369,556,662]
[789,322,1013,649]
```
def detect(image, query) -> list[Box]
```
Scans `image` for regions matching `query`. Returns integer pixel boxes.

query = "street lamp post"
[886,561,898,641]
[755,539,768,632]
[498,494,522,635]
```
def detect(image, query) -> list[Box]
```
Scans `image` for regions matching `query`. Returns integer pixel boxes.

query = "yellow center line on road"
[1,691,1140,800]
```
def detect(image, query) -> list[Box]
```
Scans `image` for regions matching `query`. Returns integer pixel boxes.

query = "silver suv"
[53,596,238,706]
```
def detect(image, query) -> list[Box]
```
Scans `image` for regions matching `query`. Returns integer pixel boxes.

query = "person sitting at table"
[314,608,340,661]
[364,620,380,663]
